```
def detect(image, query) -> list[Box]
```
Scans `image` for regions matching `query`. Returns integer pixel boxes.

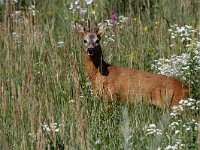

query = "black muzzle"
[87,48,94,56]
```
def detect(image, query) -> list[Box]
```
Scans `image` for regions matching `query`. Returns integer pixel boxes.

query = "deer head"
[75,21,108,57]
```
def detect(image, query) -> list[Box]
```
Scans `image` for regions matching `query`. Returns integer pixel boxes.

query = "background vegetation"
[0,0,200,149]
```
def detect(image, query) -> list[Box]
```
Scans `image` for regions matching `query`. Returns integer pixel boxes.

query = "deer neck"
[85,47,109,81]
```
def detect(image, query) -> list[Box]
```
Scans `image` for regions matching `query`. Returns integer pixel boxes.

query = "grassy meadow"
[0,0,200,149]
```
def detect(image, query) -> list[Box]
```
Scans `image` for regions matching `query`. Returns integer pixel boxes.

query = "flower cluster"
[151,53,190,81]
[102,15,128,47]
[144,124,162,136]
[28,5,37,16]
[104,15,128,28]
[69,0,93,14]
[144,116,199,149]
[168,118,199,134]
[11,4,38,17]
[164,140,185,150]
[144,97,199,149]
[179,98,200,110]
[151,49,200,83]
[170,98,200,116]
[168,24,197,47]
[103,34,115,46]
[57,41,65,47]
[42,122,63,133]
[151,25,200,83]
[28,122,64,142]
[169,104,199,139]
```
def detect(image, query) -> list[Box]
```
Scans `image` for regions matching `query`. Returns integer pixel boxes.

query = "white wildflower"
[80,8,87,14]
[108,37,115,42]
[75,0,79,5]
[69,99,75,103]
[171,35,176,39]
[15,11,21,15]
[185,25,192,29]
[191,30,196,33]
[69,3,73,10]
[58,41,64,47]
[186,127,191,131]
[43,124,51,132]
[42,122,63,132]
[149,124,156,128]
[176,26,185,33]
[181,37,185,42]
[85,0,93,5]
[144,124,162,136]
[118,15,129,23]
[55,128,60,132]
[165,145,178,150]
[168,29,172,32]
[175,130,180,134]
[95,139,101,144]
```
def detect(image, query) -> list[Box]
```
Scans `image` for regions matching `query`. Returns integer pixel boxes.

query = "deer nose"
[87,48,94,55]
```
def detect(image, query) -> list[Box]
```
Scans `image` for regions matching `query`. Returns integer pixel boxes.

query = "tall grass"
[0,0,200,149]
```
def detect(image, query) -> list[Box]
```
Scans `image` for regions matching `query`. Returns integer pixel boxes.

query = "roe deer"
[75,21,189,108]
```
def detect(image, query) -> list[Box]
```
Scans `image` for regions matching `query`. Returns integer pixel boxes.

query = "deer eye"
[84,40,87,43]
[96,39,100,43]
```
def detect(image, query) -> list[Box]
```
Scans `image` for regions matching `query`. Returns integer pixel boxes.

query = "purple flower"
[111,10,117,24]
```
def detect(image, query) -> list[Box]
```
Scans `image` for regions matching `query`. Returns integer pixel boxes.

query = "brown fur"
[75,21,189,108]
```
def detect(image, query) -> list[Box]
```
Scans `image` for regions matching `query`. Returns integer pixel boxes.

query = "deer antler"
[86,19,90,32]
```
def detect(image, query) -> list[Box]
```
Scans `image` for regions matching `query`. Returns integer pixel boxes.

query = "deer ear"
[75,21,85,35]
[97,21,108,36]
